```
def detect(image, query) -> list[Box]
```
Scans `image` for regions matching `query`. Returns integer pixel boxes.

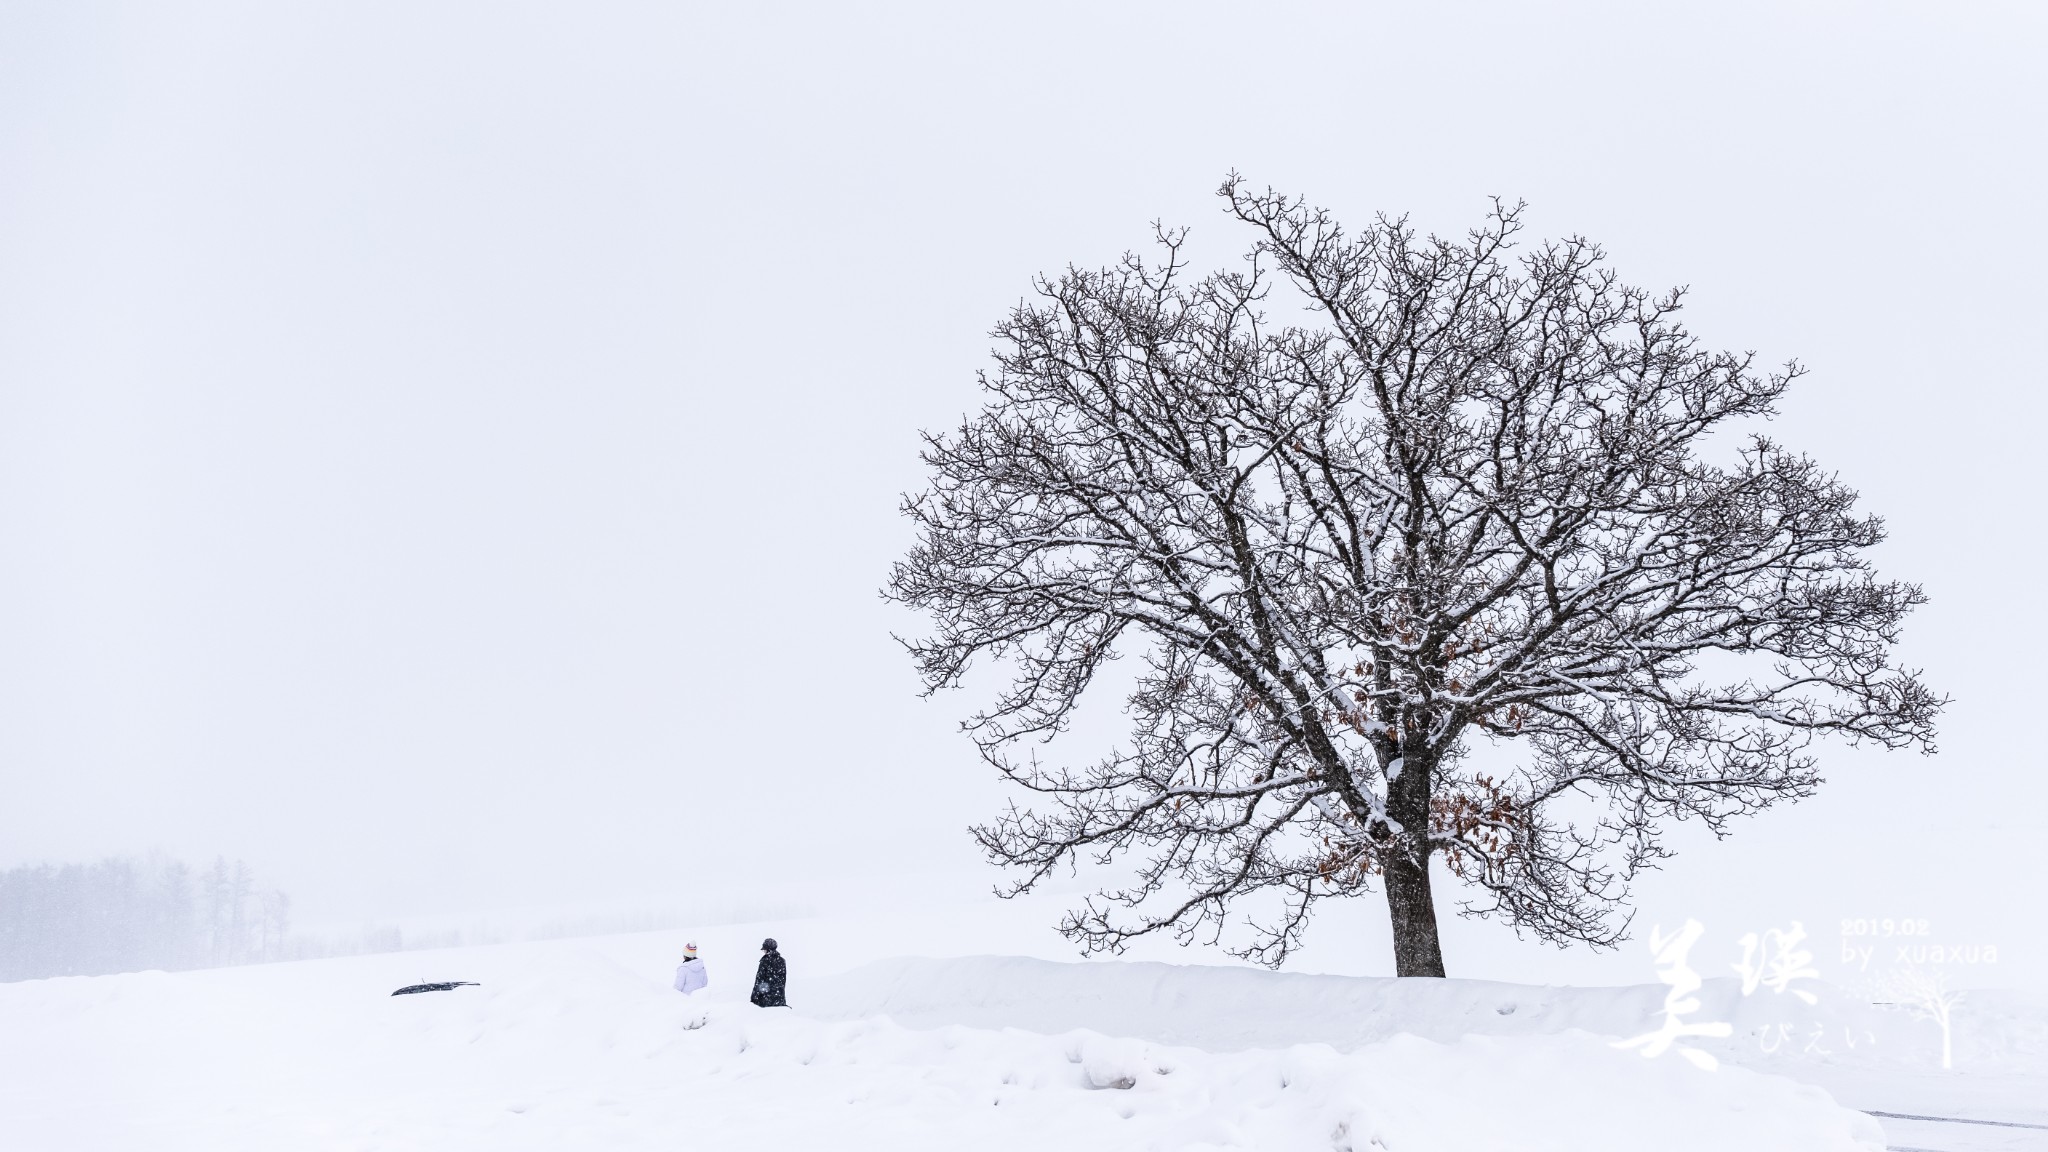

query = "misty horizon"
[3,2,2042,992]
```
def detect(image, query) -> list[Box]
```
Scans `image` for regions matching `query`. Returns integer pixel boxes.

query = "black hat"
[761,937,778,951]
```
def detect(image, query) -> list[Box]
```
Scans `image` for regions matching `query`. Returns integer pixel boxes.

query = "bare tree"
[887,177,1941,977]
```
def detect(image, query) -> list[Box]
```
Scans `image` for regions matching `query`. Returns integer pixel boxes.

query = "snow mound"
[805,953,2048,1077]
[805,953,1668,1049]
[629,1009,1882,1152]
[0,933,1896,1150]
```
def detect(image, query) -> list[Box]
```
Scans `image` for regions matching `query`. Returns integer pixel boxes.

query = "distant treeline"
[0,855,290,982]
[2,856,815,982]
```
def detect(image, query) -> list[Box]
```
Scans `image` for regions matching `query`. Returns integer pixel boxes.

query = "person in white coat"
[673,942,707,995]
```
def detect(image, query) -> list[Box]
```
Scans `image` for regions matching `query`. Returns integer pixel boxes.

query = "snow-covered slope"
[807,953,1845,1050]
[804,952,2048,1074]
[0,930,2037,1150]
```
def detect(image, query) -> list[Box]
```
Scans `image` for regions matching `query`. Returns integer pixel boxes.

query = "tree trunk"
[1383,846,1447,976]
[1382,745,1447,976]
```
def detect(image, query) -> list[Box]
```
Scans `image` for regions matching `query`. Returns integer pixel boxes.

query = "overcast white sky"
[1,1,2042,984]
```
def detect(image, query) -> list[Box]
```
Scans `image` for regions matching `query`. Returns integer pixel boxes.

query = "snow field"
[0,930,1910,1150]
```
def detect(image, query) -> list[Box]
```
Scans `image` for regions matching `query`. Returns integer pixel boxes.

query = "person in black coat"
[750,938,788,1007]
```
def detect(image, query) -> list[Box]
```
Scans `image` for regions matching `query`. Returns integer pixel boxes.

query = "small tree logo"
[1873,966,1964,1070]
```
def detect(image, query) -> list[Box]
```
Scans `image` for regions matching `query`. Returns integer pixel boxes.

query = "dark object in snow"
[750,947,787,1007]
[391,981,479,996]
